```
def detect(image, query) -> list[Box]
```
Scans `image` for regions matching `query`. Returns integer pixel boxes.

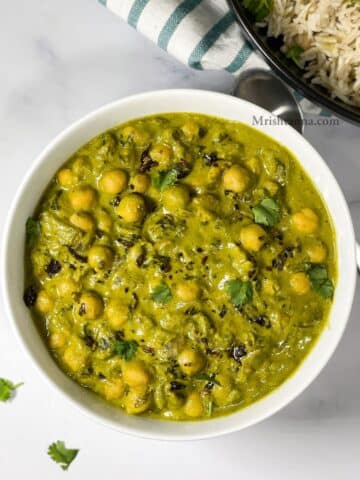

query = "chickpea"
[292,208,319,234]
[106,300,129,329]
[307,242,327,263]
[57,168,76,187]
[122,126,149,144]
[99,169,128,194]
[240,224,266,252]
[116,194,146,223]
[63,344,88,372]
[184,392,203,418]
[290,272,311,295]
[162,185,190,211]
[123,387,151,414]
[49,332,68,349]
[122,125,138,140]
[69,212,94,232]
[223,165,250,193]
[69,186,97,211]
[127,244,145,266]
[35,290,54,313]
[97,210,113,232]
[178,348,205,376]
[56,279,78,299]
[79,292,103,320]
[103,378,125,401]
[88,245,114,271]
[122,361,150,387]
[131,173,150,193]
[150,144,173,168]
[176,281,201,302]
[181,120,199,140]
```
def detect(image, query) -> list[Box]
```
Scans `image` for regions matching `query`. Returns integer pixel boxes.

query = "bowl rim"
[227,0,360,126]
[1,89,357,440]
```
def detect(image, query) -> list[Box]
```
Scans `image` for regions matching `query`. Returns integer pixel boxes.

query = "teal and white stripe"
[99,0,323,115]
[102,0,254,73]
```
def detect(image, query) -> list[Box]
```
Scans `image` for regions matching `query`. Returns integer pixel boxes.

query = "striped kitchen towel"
[98,0,322,114]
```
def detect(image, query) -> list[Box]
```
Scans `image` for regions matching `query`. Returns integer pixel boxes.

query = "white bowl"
[2,90,356,440]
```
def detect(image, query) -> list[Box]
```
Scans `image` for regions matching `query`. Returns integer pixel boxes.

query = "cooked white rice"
[263,0,360,107]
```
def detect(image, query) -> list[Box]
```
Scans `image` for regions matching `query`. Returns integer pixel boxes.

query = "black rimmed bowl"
[228,0,360,125]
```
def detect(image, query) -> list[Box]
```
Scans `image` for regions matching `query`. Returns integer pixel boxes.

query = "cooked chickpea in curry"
[24,113,336,420]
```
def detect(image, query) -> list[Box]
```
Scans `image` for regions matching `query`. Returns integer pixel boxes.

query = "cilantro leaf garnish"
[286,44,304,68]
[242,0,272,21]
[153,168,180,191]
[305,264,334,299]
[193,372,221,386]
[25,217,40,248]
[48,441,79,471]
[0,378,23,402]
[113,339,138,361]
[226,279,253,308]
[252,197,280,227]
[151,281,172,304]
[153,169,178,191]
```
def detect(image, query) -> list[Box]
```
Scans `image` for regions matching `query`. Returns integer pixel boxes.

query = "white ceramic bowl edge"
[2,89,357,440]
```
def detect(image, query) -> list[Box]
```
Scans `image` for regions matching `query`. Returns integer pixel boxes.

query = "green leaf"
[252,197,280,227]
[193,373,221,386]
[26,217,41,248]
[226,279,253,308]
[286,44,304,68]
[242,0,272,21]
[151,282,172,304]
[113,339,138,361]
[306,264,334,299]
[48,441,79,471]
[153,168,179,192]
[0,378,23,402]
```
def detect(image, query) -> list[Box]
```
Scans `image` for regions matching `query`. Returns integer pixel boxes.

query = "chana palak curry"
[24,113,336,420]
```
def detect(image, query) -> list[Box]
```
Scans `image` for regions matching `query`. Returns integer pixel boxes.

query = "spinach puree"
[24,113,336,420]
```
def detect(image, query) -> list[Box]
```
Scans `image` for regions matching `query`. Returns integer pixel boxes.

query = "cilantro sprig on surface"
[151,281,172,304]
[113,339,138,361]
[226,279,253,308]
[304,263,334,299]
[252,197,280,227]
[242,0,273,21]
[48,441,79,471]
[0,378,23,402]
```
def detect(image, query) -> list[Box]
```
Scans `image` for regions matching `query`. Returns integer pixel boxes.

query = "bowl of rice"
[228,0,360,124]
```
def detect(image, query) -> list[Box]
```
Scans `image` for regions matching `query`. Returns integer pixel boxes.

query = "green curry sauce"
[24,113,336,420]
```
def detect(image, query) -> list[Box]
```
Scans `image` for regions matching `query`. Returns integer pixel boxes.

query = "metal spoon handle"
[233,68,304,134]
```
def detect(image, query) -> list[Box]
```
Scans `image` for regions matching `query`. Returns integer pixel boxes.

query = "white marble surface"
[0,1,359,478]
